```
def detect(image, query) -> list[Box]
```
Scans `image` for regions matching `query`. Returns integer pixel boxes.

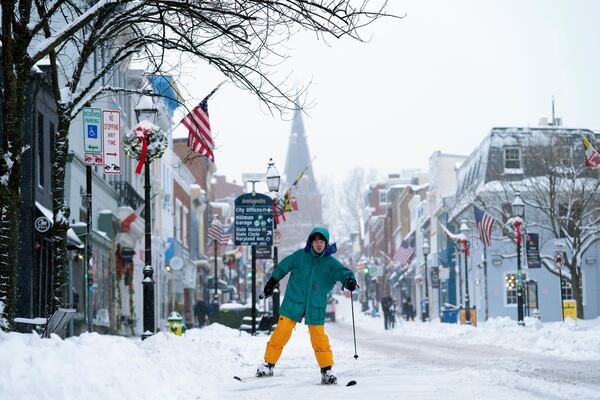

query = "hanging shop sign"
[34,216,51,233]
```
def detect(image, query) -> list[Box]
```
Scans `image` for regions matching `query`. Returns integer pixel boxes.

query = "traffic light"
[505,274,516,289]
[363,266,369,274]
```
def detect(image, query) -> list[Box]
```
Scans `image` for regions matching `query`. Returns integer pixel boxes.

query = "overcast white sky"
[172,0,600,186]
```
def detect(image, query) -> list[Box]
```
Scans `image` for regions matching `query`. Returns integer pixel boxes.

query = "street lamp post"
[266,158,281,320]
[133,94,159,340]
[512,192,526,326]
[459,220,471,325]
[422,238,430,321]
[359,256,369,311]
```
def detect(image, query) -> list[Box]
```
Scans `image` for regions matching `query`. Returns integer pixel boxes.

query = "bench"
[14,308,76,338]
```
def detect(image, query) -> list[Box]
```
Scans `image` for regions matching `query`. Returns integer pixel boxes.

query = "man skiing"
[257,227,357,384]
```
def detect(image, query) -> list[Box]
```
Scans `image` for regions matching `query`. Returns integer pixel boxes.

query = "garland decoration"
[123,121,167,174]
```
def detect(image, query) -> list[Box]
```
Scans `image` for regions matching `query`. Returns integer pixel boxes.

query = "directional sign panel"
[102,110,121,175]
[369,264,384,277]
[83,107,102,165]
[234,193,273,246]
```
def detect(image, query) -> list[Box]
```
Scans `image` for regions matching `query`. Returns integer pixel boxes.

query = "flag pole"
[214,239,218,305]
[483,247,489,321]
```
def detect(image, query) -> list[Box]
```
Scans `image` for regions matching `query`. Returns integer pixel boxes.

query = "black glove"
[262,277,279,298]
[345,278,357,292]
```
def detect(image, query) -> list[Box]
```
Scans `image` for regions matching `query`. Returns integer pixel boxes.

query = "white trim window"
[560,275,583,303]
[503,147,522,172]
[561,277,574,301]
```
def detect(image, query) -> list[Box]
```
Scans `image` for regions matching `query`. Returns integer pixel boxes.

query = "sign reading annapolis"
[234,193,273,246]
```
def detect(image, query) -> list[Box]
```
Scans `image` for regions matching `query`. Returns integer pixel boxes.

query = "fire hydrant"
[168,311,187,336]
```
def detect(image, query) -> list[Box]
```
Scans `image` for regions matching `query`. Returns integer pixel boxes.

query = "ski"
[233,374,276,383]
[317,380,357,386]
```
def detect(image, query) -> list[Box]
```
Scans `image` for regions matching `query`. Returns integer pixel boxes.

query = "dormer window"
[503,147,522,172]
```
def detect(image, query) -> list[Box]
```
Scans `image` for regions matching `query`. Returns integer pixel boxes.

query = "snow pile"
[339,296,600,361]
[0,324,254,400]
[1,304,598,399]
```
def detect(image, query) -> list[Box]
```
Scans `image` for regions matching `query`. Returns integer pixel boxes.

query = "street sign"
[563,300,577,320]
[369,264,384,277]
[34,216,51,233]
[234,193,273,246]
[102,110,121,175]
[255,245,272,259]
[83,107,102,165]
[169,256,184,271]
[554,252,564,269]
[273,229,281,246]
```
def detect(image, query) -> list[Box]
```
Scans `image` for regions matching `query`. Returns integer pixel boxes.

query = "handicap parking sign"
[88,125,98,138]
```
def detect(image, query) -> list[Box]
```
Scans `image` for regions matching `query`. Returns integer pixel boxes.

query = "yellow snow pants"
[264,315,333,368]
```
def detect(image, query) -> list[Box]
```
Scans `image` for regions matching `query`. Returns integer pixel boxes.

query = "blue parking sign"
[88,125,98,138]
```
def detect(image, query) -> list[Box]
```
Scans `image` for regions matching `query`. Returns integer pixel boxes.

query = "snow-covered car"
[325,296,338,322]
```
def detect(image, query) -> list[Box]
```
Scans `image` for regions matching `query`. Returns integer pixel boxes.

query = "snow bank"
[0,324,253,400]
[338,296,600,361]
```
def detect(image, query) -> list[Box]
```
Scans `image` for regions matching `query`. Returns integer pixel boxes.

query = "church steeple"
[283,103,317,191]
[278,100,323,255]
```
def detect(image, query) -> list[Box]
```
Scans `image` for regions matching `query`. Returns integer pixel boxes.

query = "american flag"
[207,220,234,245]
[181,86,222,162]
[474,206,495,247]
[393,240,414,267]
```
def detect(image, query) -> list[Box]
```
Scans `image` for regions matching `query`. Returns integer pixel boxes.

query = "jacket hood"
[304,226,337,257]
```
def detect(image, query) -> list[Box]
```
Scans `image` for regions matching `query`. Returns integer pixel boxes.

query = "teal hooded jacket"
[273,227,355,325]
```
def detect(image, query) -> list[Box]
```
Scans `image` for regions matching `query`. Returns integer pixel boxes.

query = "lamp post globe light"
[459,220,471,325]
[512,192,525,326]
[126,93,165,340]
[266,158,281,320]
[422,238,431,321]
[266,158,281,192]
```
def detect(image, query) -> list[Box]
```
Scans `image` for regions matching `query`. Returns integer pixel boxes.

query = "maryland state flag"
[283,190,299,212]
[582,134,600,168]
[284,191,293,212]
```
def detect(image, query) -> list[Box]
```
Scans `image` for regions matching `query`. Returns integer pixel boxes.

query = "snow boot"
[320,366,337,385]
[256,362,274,377]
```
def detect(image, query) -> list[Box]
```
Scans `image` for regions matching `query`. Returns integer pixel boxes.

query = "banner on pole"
[526,233,541,268]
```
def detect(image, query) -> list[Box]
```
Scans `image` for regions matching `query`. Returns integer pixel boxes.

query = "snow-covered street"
[1,296,599,400]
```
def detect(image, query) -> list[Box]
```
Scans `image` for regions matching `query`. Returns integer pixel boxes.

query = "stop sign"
[554,252,564,269]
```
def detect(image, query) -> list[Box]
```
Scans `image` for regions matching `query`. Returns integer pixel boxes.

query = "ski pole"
[350,293,358,359]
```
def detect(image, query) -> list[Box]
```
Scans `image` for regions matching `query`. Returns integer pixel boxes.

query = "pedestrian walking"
[193,299,208,328]
[381,294,395,329]
[256,227,357,384]
[403,297,415,321]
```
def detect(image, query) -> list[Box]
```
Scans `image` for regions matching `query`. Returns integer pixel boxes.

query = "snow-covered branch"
[29,0,122,65]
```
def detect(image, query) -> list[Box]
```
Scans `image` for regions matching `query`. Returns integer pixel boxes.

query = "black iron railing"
[110,181,144,210]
